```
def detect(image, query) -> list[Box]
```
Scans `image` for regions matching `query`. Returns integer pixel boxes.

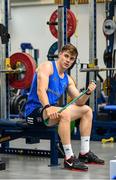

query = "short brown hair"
[61,43,78,59]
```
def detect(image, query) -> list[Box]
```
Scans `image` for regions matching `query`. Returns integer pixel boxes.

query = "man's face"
[59,51,76,69]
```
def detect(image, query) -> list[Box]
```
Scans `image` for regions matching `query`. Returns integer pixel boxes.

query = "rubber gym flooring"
[0,139,115,179]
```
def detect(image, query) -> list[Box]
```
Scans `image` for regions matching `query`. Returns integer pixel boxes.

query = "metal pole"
[5,0,10,119]
[89,0,96,112]
[63,0,70,9]
[58,5,64,52]
[0,0,7,120]
[63,0,70,44]
[58,5,67,106]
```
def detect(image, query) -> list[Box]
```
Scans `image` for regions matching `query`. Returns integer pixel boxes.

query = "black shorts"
[26,107,44,125]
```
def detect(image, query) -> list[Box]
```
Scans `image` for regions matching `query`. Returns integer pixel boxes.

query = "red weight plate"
[49,10,58,38]
[49,9,77,38]
[9,52,36,89]
[67,10,77,38]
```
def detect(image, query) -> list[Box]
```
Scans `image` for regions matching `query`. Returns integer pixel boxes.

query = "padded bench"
[102,105,116,111]
[0,119,61,166]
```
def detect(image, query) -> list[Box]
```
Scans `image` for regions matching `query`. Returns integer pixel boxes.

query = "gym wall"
[9,3,106,89]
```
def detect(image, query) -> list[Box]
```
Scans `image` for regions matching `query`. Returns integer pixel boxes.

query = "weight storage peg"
[47,41,58,61]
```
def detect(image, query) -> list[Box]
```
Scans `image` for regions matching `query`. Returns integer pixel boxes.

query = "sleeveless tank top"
[25,61,69,117]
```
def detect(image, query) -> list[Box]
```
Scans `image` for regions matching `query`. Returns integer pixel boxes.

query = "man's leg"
[68,104,92,155]
[43,107,88,171]
[67,104,105,165]
[58,109,74,160]
[57,108,88,171]
[43,107,74,159]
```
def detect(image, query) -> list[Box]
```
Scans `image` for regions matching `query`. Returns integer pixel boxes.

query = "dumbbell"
[101,137,114,144]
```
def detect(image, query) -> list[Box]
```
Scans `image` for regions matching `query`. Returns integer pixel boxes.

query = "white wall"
[9,3,106,89]
[9,5,58,61]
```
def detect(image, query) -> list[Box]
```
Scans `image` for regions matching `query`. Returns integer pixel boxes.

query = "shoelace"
[72,156,84,165]
[88,151,98,160]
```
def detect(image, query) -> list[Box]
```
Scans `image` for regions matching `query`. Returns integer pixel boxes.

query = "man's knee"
[60,110,71,123]
[83,105,93,123]
[84,105,92,114]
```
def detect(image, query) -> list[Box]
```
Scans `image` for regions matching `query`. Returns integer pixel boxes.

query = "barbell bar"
[0,69,25,73]
[80,67,116,72]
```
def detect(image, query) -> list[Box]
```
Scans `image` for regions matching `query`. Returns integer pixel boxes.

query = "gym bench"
[99,105,116,120]
[0,119,62,166]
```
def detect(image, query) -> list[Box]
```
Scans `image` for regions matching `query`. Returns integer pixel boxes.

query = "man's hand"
[45,106,60,120]
[87,81,96,94]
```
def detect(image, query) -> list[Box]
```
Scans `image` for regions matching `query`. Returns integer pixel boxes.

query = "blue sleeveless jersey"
[25,61,69,117]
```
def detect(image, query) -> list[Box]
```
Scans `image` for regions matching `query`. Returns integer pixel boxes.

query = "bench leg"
[50,131,59,166]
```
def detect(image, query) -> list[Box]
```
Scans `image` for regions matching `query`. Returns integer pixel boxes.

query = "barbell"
[1,52,36,89]
[8,52,36,89]
[0,69,25,73]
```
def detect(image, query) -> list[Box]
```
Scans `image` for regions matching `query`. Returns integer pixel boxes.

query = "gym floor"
[0,139,115,179]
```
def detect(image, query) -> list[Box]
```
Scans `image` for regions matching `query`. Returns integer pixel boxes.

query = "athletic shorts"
[26,107,44,125]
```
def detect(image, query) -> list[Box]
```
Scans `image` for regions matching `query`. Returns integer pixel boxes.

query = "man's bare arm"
[36,61,53,107]
[67,76,96,106]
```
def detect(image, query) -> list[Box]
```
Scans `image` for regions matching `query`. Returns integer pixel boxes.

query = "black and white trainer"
[78,151,105,165]
[64,156,88,171]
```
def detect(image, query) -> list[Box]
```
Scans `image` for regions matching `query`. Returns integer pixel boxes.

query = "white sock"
[80,136,90,155]
[63,144,74,160]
